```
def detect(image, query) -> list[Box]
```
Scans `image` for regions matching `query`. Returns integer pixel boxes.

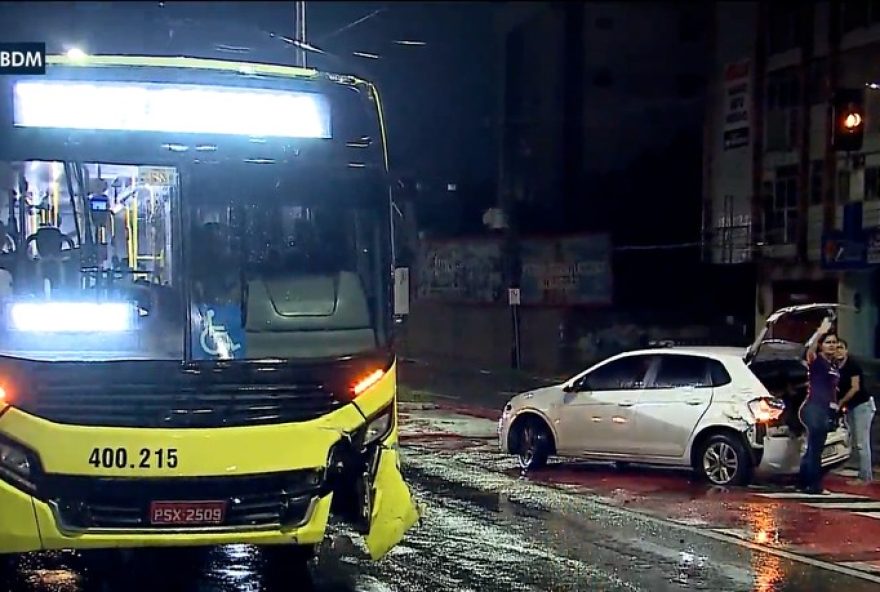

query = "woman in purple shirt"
[798,318,840,494]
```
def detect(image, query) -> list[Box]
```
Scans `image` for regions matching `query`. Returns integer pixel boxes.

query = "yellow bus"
[0,53,419,562]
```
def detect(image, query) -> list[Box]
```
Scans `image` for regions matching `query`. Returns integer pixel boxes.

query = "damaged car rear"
[743,303,852,479]
[498,303,851,486]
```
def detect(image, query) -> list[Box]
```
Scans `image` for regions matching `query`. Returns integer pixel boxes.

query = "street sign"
[821,232,867,270]
[508,288,521,306]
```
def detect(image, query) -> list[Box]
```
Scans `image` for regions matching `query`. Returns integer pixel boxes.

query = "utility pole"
[294,1,307,67]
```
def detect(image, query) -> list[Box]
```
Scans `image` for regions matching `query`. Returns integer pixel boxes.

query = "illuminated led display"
[12,80,332,138]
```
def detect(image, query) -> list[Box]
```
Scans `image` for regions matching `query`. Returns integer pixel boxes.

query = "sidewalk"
[397,356,880,472]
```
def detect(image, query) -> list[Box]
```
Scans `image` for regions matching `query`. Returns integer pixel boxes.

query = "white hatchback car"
[498,304,852,486]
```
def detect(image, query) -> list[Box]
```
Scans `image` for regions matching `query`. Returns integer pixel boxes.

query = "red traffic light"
[842,110,863,131]
[833,89,866,151]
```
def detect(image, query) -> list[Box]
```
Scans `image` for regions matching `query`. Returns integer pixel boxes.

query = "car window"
[651,355,712,388]
[709,359,732,387]
[580,355,656,391]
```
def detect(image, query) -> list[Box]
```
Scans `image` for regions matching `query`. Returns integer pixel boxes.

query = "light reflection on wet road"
[3,438,880,591]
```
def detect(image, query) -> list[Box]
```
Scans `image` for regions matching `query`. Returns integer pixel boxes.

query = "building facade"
[705,1,880,357]
[496,2,711,233]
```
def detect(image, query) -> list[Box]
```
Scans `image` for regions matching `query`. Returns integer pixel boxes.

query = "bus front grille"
[16,382,344,428]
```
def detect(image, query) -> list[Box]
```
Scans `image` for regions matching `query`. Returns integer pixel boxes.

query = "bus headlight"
[363,407,393,446]
[9,301,133,333]
[0,438,34,490]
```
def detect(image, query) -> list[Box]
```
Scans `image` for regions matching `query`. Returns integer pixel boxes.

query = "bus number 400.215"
[88,447,179,469]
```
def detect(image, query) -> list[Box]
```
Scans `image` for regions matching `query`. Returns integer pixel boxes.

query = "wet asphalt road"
[3,437,879,591]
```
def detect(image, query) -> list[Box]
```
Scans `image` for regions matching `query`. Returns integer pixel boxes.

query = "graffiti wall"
[416,234,612,306]
[520,234,612,306]
[416,239,504,303]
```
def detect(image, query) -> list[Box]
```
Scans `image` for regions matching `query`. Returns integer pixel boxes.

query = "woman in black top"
[837,339,876,484]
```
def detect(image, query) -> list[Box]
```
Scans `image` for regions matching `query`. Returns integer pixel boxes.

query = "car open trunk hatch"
[744,303,848,365]
[745,303,851,434]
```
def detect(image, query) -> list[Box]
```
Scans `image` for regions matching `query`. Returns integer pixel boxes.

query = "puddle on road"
[402,442,880,591]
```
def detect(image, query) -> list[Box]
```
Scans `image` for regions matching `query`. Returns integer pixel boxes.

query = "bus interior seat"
[26,227,78,294]
[245,270,376,358]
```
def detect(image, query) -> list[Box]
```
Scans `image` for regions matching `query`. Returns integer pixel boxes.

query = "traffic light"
[832,88,866,152]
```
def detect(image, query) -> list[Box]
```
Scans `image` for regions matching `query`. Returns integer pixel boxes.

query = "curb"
[431,403,500,421]
[399,432,497,441]
[399,391,501,421]
[400,400,499,421]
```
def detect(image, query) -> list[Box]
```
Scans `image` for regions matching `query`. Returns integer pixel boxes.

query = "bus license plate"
[150,501,227,525]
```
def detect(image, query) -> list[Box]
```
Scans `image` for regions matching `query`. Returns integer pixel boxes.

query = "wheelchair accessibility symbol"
[199,308,243,359]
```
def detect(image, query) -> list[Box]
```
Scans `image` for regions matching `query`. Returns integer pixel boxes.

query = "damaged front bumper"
[0,366,422,559]
[323,412,422,560]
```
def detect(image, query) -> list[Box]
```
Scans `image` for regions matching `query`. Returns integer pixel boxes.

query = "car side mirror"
[564,381,585,393]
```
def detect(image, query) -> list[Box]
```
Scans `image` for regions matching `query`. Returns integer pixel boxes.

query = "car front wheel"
[514,417,552,470]
[695,433,753,486]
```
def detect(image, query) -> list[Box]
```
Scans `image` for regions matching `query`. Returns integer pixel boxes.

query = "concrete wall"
[398,300,733,376]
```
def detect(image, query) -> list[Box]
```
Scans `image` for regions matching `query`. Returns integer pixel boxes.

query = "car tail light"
[748,398,784,423]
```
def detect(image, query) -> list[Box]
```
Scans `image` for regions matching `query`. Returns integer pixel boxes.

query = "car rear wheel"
[515,417,552,471]
[695,433,753,486]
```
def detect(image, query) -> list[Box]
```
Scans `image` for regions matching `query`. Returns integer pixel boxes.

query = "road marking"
[854,511,880,519]
[575,492,880,584]
[755,491,869,500]
[505,475,880,583]
[806,501,880,510]
[405,440,880,584]
[841,561,880,574]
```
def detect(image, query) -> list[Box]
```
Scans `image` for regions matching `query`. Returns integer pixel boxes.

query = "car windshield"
[0,159,389,362]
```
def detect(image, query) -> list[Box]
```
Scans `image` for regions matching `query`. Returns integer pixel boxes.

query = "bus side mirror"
[393,267,410,322]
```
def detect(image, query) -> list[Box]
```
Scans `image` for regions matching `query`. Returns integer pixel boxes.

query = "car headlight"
[363,407,393,446]
[0,437,34,490]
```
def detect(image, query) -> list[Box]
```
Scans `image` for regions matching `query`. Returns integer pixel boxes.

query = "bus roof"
[45,54,370,88]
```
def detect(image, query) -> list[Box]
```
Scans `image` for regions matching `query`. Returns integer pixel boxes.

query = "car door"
[557,354,659,455]
[631,354,716,458]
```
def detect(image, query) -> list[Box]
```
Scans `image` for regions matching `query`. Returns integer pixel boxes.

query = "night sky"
[0,1,499,185]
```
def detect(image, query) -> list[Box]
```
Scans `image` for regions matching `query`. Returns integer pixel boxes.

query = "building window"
[842,1,870,33]
[593,68,614,88]
[807,58,828,105]
[768,4,801,54]
[676,73,705,99]
[766,68,800,111]
[764,167,799,245]
[865,167,880,200]
[839,170,851,203]
[678,11,703,43]
[595,16,614,31]
[810,160,824,205]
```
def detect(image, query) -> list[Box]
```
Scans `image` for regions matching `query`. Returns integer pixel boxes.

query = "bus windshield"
[0,158,390,362]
